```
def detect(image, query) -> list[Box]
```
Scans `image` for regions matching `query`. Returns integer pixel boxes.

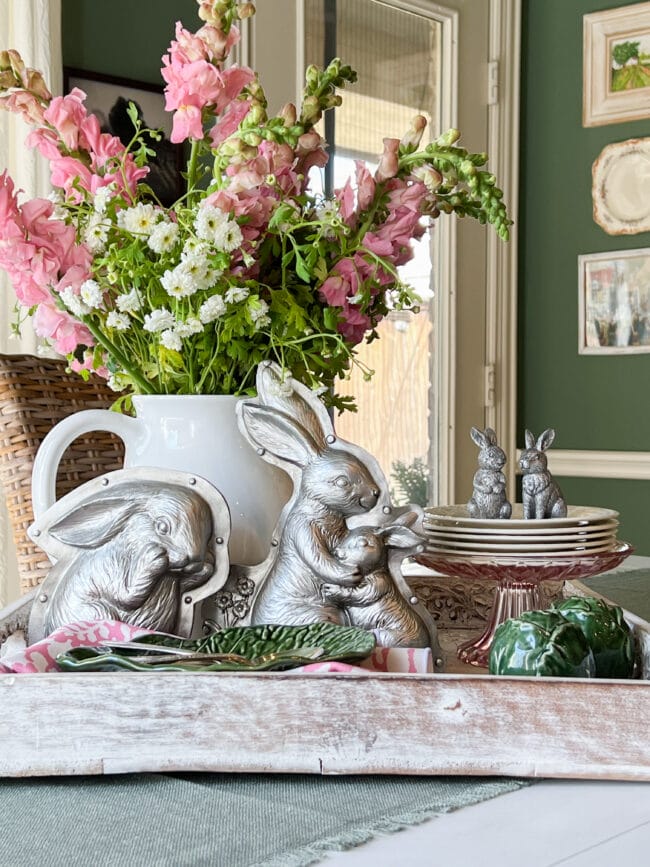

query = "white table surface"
[325,780,650,866]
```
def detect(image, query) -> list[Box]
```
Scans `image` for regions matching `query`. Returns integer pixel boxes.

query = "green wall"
[520,0,650,553]
[62,0,197,83]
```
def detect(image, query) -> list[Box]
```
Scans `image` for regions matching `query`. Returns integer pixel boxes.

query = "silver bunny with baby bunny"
[320,512,431,648]
[230,362,441,661]
[519,428,567,519]
[467,427,512,519]
[27,468,231,643]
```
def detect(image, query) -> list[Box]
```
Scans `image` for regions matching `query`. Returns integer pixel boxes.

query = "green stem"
[186,138,201,198]
[84,319,156,395]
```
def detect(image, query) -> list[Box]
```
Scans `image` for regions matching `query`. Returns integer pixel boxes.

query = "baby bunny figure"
[467,427,512,519]
[519,428,567,519]
[321,517,431,648]
[28,470,230,642]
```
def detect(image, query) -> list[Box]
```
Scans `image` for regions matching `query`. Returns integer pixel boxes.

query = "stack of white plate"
[422,504,620,561]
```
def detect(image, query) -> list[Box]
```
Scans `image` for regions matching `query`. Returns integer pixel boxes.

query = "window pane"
[304,0,442,505]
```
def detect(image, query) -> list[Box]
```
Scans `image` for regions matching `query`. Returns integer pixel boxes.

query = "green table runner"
[579,568,650,623]
[0,773,529,866]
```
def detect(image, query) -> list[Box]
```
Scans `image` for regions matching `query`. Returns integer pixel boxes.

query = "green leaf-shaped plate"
[56,623,377,673]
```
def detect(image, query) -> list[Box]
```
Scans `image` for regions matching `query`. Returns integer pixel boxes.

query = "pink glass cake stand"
[414,542,633,667]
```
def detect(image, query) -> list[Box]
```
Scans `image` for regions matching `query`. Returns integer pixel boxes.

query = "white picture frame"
[583,2,650,127]
[578,249,650,354]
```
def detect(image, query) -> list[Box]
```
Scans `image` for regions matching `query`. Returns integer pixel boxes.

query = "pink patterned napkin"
[0,620,151,673]
[0,621,433,675]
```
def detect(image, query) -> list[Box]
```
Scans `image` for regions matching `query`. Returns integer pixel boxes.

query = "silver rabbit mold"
[226,361,442,660]
[27,468,231,643]
[467,427,512,519]
[519,428,567,519]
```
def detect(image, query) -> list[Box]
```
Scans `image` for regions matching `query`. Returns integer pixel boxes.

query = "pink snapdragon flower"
[375,137,400,181]
[0,90,47,125]
[43,88,89,151]
[335,160,376,226]
[162,42,254,143]
[33,301,93,355]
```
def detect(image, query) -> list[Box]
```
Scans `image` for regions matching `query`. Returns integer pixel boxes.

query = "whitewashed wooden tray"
[0,572,649,781]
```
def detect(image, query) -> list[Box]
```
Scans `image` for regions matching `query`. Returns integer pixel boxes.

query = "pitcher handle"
[32,409,138,519]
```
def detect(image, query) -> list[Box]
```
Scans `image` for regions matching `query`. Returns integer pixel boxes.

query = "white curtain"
[0,0,61,606]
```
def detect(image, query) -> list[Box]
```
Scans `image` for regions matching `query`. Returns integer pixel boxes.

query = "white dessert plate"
[423,539,621,559]
[423,504,619,529]
[423,526,618,544]
[422,519,619,539]
[423,535,617,554]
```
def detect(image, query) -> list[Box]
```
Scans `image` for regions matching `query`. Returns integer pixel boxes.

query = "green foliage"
[390,457,429,507]
[612,40,640,67]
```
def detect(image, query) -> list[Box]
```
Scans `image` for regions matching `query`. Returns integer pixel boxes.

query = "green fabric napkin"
[0,773,529,866]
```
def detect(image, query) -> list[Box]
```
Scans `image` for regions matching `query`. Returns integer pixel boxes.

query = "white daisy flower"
[175,317,204,338]
[181,238,211,260]
[59,286,90,317]
[106,311,131,331]
[143,308,175,333]
[253,314,270,330]
[117,202,160,235]
[116,288,144,314]
[315,200,339,222]
[249,299,269,323]
[148,221,179,254]
[107,372,130,392]
[213,219,243,253]
[199,295,227,324]
[177,255,214,289]
[225,286,249,304]
[160,329,182,351]
[84,215,110,253]
[195,204,229,242]
[160,263,201,298]
[93,185,113,214]
[80,279,103,310]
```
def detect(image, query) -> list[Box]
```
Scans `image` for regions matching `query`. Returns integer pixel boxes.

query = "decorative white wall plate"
[592,138,650,235]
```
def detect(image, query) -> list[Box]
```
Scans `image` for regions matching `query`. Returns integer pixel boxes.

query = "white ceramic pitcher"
[31,394,292,565]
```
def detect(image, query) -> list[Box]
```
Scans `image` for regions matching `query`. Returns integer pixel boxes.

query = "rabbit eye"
[155,517,171,535]
[333,476,349,488]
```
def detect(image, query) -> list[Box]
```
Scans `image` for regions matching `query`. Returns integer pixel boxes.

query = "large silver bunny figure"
[28,469,230,642]
[235,362,441,657]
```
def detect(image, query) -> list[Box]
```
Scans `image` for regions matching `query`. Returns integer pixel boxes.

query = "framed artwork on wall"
[63,67,184,207]
[578,249,650,354]
[583,2,650,127]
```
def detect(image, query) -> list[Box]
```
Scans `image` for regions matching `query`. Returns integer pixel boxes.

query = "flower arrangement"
[0,0,510,411]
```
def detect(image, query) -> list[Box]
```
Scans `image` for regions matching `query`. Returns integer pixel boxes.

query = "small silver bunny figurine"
[519,428,567,519]
[321,513,430,647]
[467,427,512,519]
[27,468,231,642]
[233,362,442,659]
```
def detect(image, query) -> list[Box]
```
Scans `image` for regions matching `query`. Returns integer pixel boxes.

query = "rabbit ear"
[255,362,330,452]
[537,428,555,451]
[48,497,139,548]
[485,428,498,446]
[524,429,536,449]
[470,427,487,448]
[391,509,420,528]
[240,403,319,467]
[378,525,423,549]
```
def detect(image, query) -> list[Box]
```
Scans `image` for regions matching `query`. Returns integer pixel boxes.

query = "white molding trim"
[517,449,650,481]
[486,0,521,504]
